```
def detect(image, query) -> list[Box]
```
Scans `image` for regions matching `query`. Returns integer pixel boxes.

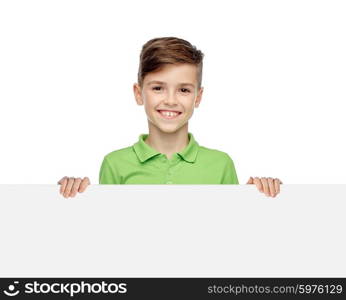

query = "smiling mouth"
[157,110,182,119]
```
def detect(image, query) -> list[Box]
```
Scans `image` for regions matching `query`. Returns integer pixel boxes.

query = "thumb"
[246,177,254,184]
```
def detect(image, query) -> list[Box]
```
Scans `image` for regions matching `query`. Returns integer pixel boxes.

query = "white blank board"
[0,184,345,277]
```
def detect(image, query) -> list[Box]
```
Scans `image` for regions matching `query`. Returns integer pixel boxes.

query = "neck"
[145,122,189,159]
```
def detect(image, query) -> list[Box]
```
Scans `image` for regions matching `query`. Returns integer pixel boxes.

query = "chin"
[148,117,188,134]
[157,126,181,134]
[155,123,186,134]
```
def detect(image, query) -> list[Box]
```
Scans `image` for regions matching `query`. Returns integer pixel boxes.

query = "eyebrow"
[147,80,195,87]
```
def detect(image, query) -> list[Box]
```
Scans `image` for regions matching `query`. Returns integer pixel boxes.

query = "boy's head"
[134,37,205,134]
[137,37,204,89]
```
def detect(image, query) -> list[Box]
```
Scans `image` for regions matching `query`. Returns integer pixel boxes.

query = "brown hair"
[137,37,204,88]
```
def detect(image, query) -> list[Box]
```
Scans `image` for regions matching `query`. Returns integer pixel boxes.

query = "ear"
[194,87,204,108]
[133,83,144,105]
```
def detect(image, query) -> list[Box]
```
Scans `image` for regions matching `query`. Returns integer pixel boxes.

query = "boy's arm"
[99,156,120,184]
[221,154,239,184]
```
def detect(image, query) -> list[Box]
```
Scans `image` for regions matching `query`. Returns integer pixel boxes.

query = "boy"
[58,37,282,197]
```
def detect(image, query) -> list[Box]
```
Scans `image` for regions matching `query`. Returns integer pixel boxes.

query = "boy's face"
[133,63,203,134]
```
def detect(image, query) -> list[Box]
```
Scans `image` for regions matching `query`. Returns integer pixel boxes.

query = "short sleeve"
[99,156,120,184]
[221,154,239,184]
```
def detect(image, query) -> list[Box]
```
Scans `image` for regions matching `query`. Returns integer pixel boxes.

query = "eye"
[152,86,162,91]
[180,88,190,93]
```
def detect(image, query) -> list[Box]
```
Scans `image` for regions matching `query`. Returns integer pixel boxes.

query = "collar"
[133,132,199,163]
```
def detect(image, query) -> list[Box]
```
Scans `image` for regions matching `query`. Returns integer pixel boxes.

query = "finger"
[59,177,68,195]
[70,178,82,197]
[78,177,90,193]
[274,178,281,194]
[267,177,276,197]
[63,177,75,198]
[253,177,263,193]
[260,177,270,197]
[246,177,254,184]
[57,176,67,185]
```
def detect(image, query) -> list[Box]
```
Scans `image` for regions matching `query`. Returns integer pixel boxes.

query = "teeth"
[160,111,178,117]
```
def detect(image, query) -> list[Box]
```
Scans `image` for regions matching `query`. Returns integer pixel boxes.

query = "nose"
[163,90,178,106]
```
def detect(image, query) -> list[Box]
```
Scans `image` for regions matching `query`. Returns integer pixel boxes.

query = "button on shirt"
[99,133,239,184]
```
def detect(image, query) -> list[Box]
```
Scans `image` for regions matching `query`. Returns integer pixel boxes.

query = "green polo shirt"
[99,132,239,184]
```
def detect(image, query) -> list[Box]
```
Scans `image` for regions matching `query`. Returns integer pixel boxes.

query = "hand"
[246,177,282,197]
[57,176,90,198]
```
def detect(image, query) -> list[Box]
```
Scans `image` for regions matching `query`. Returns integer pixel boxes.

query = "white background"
[0,0,345,184]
